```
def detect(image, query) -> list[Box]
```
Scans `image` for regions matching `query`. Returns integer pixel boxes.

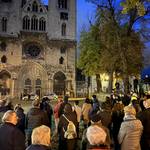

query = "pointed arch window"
[58,0,67,9]
[2,17,7,32]
[1,55,7,63]
[27,7,31,11]
[59,57,64,64]
[39,17,46,31]
[25,78,31,86]
[31,16,38,30]
[23,16,30,30]
[61,23,66,36]
[36,78,41,86]
[32,1,38,12]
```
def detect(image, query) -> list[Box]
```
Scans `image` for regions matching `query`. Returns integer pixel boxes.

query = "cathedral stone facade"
[0,0,76,98]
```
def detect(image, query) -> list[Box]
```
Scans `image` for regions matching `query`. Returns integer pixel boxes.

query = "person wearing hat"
[138,98,150,150]
[81,112,111,150]
[118,105,143,150]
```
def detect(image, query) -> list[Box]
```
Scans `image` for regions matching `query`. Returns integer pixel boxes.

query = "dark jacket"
[58,103,78,150]
[16,107,26,134]
[0,122,25,150]
[137,107,150,149]
[26,107,49,133]
[26,144,51,150]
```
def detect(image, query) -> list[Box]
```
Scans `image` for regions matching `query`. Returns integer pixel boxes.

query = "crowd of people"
[0,92,150,150]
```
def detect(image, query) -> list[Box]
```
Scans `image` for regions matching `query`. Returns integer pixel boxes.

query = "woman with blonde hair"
[26,125,51,150]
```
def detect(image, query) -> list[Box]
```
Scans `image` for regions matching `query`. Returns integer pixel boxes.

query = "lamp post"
[145,75,149,92]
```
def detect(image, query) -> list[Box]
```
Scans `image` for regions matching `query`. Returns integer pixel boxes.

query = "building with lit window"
[0,0,76,98]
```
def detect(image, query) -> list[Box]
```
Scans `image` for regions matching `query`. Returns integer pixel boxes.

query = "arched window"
[21,0,26,7]
[31,16,38,30]
[32,1,38,12]
[23,16,30,30]
[61,23,66,36]
[39,17,46,31]
[25,78,31,86]
[2,17,7,32]
[36,79,41,86]
[0,42,7,51]
[60,47,66,54]
[1,55,7,63]
[59,57,64,64]
[27,7,30,11]
[58,0,67,9]
[40,8,43,12]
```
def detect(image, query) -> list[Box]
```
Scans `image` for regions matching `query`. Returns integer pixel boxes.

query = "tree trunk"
[123,74,130,94]
[96,74,102,93]
[108,70,113,93]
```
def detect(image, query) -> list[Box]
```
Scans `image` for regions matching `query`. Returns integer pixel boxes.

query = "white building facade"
[0,0,76,98]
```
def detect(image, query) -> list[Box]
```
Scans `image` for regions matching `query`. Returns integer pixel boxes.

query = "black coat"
[26,144,51,150]
[0,122,25,150]
[26,107,49,133]
[138,108,150,149]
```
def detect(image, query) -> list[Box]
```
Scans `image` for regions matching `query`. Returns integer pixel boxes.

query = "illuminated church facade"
[0,0,76,98]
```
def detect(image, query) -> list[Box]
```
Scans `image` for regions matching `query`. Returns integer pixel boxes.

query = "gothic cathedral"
[0,0,76,98]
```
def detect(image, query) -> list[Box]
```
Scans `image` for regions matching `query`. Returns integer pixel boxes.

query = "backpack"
[63,114,77,139]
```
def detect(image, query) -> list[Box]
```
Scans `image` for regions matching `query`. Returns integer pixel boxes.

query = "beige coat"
[118,117,143,150]
[82,103,92,124]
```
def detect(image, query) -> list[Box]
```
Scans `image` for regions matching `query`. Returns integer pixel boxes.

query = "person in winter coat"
[14,103,26,134]
[40,97,53,128]
[111,102,124,150]
[137,97,150,150]
[58,95,69,118]
[26,125,51,150]
[82,98,92,128]
[72,100,82,138]
[118,105,143,150]
[26,99,49,146]
[58,103,78,150]
[0,110,25,150]
[54,97,63,133]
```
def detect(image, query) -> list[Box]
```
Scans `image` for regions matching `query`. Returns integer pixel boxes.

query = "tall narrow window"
[31,16,38,30]
[2,17,7,32]
[1,55,7,63]
[23,16,30,30]
[32,1,38,12]
[39,17,46,31]
[59,57,64,64]
[61,23,66,36]
[58,0,67,9]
